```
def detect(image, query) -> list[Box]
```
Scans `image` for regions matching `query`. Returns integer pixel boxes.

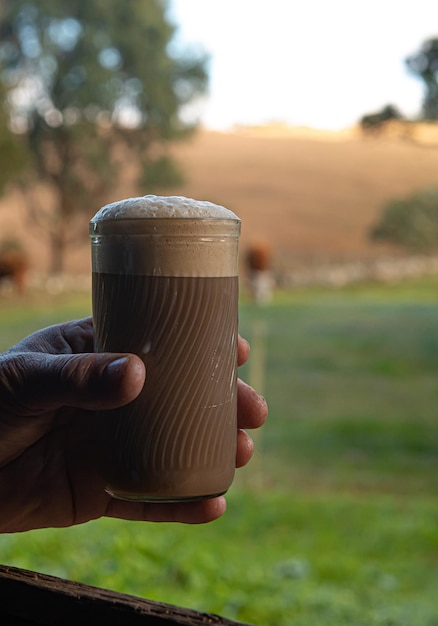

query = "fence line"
[275,255,438,288]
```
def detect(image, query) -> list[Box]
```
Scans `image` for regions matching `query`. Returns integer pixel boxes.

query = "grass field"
[0,280,437,625]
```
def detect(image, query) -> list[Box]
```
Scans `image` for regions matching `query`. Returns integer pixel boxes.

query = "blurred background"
[0,1,437,624]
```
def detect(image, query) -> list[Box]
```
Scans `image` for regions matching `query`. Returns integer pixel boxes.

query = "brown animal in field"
[246,241,272,272]
[0,248,28,292]
[246,241,274,304]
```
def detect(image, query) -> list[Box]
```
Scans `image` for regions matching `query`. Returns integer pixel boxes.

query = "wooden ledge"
[0,564,251,625]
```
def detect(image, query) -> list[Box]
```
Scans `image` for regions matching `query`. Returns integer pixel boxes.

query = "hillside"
[2,126,438,275]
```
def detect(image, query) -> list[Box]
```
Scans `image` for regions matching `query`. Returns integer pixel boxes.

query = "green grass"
[0,290,91,350]
[0,492,437,625]
[238,283,438,496]
[0,279,437,625]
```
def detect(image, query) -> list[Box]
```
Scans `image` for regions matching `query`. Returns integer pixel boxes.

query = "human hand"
[0,318,267,532]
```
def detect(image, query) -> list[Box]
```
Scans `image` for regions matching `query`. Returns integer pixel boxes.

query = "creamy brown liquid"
[93,273,238,500]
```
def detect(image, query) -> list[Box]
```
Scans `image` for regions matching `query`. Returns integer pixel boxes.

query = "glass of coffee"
[89,195,241,501]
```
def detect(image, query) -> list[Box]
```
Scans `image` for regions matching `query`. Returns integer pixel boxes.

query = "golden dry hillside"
[2,125,438,275]
[170,127,438,262]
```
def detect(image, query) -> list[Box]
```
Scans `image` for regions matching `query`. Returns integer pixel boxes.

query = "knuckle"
[58,354,94,391]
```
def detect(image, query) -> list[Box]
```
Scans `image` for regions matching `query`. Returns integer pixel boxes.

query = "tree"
[0,0,208,273]
[370,187,438,252]
[359,104,403,134]
[0,83,29,189]
[406,37,438,120]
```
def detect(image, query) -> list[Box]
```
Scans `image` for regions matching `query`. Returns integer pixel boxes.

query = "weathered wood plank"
[0,564,251,626]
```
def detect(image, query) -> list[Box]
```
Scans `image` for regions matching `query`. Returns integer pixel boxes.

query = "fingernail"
[103,356,130,383]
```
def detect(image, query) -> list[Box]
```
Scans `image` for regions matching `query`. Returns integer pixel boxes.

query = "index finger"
[6,317,94,356]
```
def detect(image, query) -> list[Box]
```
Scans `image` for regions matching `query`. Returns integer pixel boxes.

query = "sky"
[168,0,438,131]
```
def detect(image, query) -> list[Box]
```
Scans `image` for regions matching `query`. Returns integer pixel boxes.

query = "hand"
[0,318,267,532]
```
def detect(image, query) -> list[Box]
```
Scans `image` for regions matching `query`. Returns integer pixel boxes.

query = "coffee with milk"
[90,195,241,501]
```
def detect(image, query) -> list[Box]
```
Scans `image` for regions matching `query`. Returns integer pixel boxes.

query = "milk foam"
[90,195,240,277]
[92,195,239,221]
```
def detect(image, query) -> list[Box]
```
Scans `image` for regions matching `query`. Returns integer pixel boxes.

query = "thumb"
[0,352,146,414]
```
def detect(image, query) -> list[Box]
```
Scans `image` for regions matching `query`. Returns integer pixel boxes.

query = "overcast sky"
[168,0,438,130]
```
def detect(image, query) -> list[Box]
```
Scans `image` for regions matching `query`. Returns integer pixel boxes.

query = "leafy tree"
[406,37,438,120]
[359,104,403,132]
[370,187,438,252]
[0,83,28,189]
[0,0,208,273]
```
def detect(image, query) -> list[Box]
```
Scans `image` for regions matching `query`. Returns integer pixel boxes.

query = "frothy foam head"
[90,195,240,277]
[91,195,239,222]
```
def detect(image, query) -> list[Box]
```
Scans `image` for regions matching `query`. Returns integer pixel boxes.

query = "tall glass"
[89,196,241,501]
